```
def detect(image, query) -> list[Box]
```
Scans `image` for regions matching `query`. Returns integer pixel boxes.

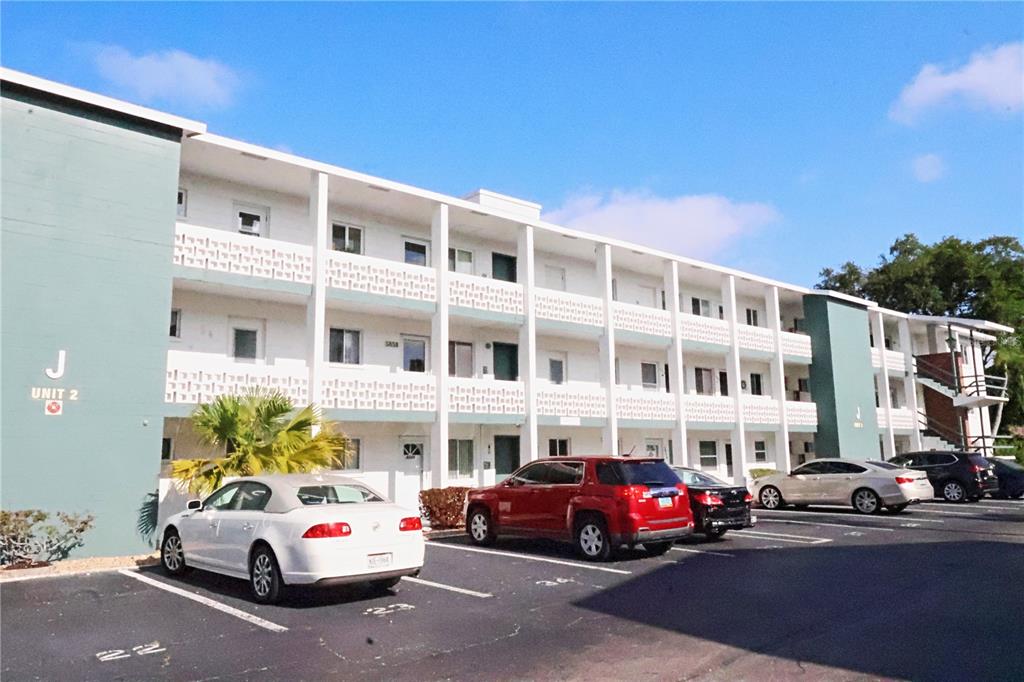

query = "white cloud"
[93,45,240,109]
[542,190,780,260]
[890,42,1023,123]
[912,153,946,183]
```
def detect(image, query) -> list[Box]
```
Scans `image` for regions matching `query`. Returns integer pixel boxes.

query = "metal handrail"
[914,356,1008,400]
[917,409,964,449]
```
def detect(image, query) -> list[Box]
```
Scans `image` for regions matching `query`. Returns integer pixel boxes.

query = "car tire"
[884,503,908,514]
[160,528,189,576]
[574,514,612,562]
[852,488,881,515]
[370,576,402,591]
[250,544,284,605]
[704,528,728,539]
[941,480,967,503]
[759,486,784,510]
[467,508,496,546]
[644,541,673,556]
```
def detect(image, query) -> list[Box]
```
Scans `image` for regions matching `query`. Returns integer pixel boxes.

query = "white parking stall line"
[758,518,895,532]
[427,542,632,575]
[908,507,989,516]
[757,508,945,524]
[671,547,734,558]
[729,530,832,545]
[402,576,493,598]
[917,503,1015,515]
[118,570,288,633]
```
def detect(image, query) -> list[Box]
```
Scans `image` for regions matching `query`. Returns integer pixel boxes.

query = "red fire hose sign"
[45,400,63,416]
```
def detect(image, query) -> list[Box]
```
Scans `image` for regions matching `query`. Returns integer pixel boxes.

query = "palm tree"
[171,389,352,495]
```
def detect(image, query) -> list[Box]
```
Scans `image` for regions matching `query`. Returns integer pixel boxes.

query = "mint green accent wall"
[803,294,880,458]
[1,90,180,557]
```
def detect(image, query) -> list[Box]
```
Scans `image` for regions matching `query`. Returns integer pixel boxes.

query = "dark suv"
[888,451,998,502]
[465,457,693,560]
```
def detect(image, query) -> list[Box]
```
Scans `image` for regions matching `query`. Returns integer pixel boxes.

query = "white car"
[158,474,425,603]
[751,458,933,514]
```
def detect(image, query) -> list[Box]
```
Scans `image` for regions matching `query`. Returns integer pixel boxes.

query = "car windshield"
[616,460,680,487]
[296,484,384,505]
[868,460,900,470]
[674,468,726,487]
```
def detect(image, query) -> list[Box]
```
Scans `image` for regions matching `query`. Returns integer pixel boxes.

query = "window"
[448,439,474,478]
[641,362,658,389]
[718,370,729,396]
[491,253,517,282]
[596,463,623,485]
[544,265,566,291]
[830,462,867,474]
[548,352,567,384]
[235,483,272,511]
[746,308,759,327]
[614,357,621,385]
[798,378,810,394]
[548,438,570,456]
[297,483,383,505]
[793,461,829,475]
[753,440,767,463]
[403,336,427,372]
[329,328,361,364]
[161,438,173,461]
[695,367,713,395]
[699,441,718,469]
[234,203,267,236]
[344,438,361,470]
[203,483,241,511]
[404,239,429,266]
[402,441,424,459]
[691,297,711,317]
[749,373,764,396]
[718,305,725,320]
[176,188,187,218]
[645,439,663,458]
[616,460,680,487]
[449,341,473,378]
[611,278,618,301]
[547,461,584,485]
[332,223,363,254]
[514,462,549,485]
[448,247,474,274]
[169,309,181,338]
[232,328,259,361]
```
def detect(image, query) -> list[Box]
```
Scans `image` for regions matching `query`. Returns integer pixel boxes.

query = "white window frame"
[749,372,764,396]
[328,327,362,365]
[234,202,268,237]
[548,438,571,457]
[718,369,730,397]
[402,335,429,372]
[753,440,768,463]
[449,340,473,378]
[745,308,759,327]
[229,317,265,362]
[691,297,711,317]
[169,309,182,339]
[448,439,474,478]
[694,367,713,395]
[332,222,364,255]
[641,362,659,390]
[644,438,663,458]
[698,440,718,469]
[548,351,568,385]
[176,188,188,218]
[448,247,474,274]
[340,438,361,471]
[403,237,431,267]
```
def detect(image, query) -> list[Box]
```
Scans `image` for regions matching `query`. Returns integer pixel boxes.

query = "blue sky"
[3,2,1022,286]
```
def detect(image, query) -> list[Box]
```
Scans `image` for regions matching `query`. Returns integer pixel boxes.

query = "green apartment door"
[493,342,519,381]
[492,253,517,282]
[494,436,520,481]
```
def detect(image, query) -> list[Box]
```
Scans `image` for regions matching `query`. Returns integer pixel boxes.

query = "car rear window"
[296,484,384,505]
[968,455,992,469]
[614,460,680,487]
[674,468,725,486]
[868,460,899,470]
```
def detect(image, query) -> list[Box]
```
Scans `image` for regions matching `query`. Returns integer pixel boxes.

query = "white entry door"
[397,438,427,508]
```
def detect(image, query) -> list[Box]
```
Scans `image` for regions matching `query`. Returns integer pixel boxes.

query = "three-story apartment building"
[1,68,1011,556]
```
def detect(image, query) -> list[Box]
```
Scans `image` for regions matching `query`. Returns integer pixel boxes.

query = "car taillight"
[743,492,753,503]
[694,491,724,506]
[617,484,651,500]
[895,476,915,485]
[969,465,984,474]
[399,517,423,532]
[302,522,352,538]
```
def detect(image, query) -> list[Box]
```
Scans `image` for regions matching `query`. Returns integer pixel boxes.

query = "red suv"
[465,457,693,561]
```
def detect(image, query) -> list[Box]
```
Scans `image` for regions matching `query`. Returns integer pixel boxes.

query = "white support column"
[721,275,746,484]
[429,204,450,488]
[306,171,329,412]
[898,317,923,450]
[518,224,539,464]
[664,260,688,466]
[597,244,619,454]
[872,311,896,458]
[766,286,791,472]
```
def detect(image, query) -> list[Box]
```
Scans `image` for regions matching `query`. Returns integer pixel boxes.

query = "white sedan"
[158,473,425,603]
[751,458,933,514]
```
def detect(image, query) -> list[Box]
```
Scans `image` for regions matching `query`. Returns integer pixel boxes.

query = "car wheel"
[884,503,908,514]
[250,545,284,604]
[941,480,967,503]
[574,514,612,562]
[370,576,402,591]
[467,508,496,546]
[704,528,728,539]
[644,541,673,557]
[759,486,783,509]
[160,529,189,576]
[852,488,881,515]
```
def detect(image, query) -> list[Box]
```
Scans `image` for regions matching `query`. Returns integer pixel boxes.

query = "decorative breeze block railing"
[889,407,916,430]
[680,315,731,347]
[174,223,312,284]
[321,369,436,412]
[448,378,525,415]
[615,390,678,422]
[534,289,605,328]
[448,273,524,316]
[537,385,608,419]
[326,251,437,303]
[165,354,309,405]
[742,397,781,424]
[683,395,736,423]
[871,347,907,370]
[737,325,776,354]
[785,401,818,427]
[780,331,812,358]
[612,302,673,338]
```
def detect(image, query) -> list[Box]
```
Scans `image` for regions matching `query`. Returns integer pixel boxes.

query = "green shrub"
[0,509,95,567]
[748,468,780,480]
[419,487,471,529]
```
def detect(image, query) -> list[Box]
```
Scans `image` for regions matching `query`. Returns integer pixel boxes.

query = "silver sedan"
[751,458,933,514]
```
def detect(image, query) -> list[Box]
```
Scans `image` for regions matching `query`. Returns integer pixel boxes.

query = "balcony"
[164,350,309,406]
[321,366,435,419]
[448,273,524,321]
[785,401,818,430]
[326,251,436,310]
[871,347,908,373]
[737,324,775,356]
[537,383,608,425]
[680,315,731,350]
[615,388,678,425]
[683,394,735,425]
[174,222,312,287]
[780,331,813,362]
[613,302,673,340]
[877,406,916,431]
[742,396,781,426]
[448,377,525,421]
[534,288,605,330]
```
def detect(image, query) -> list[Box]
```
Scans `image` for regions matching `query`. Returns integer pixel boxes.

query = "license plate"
[658,496,673,508]
[750,515,757,524]
[368,553,392,569]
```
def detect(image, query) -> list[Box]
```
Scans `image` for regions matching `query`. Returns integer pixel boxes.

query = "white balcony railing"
[683,394,736,423]
[680,315,731,347]
[780,331,812,359]
[537,384,608,419]
[615,389,678,422]
[742,396,781,424]
[737,325,775,354]
[174,223,313,284]
[448,273,524,317]
[871,347,908,372]
[785,401,818,427]
[326,251,437,303]
[448,377,525,415]
[164,350,309,405]
[877,406,916,430]
[534,288,605,328]
[321,366,436,412]
[612,302,673,338]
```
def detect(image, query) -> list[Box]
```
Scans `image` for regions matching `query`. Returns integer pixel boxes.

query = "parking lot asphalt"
[3,498,1023,681]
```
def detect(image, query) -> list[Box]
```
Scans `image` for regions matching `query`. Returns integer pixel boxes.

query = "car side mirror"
[187,499,202,511]
[505,478,520,488]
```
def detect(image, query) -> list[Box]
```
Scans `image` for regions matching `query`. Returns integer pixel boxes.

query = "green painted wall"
[803,294,880,458]
[1,87,181,557]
